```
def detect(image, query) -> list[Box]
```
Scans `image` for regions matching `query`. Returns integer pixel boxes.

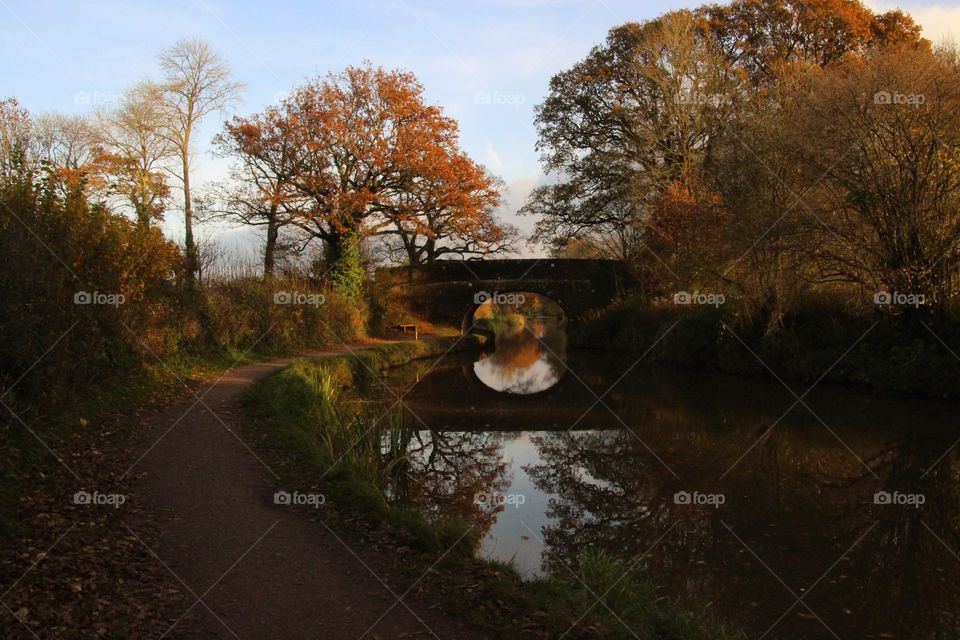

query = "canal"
[373,294,960,639]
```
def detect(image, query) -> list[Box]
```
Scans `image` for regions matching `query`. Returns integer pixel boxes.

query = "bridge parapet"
[376,259,626,284]
[375,259,632,330]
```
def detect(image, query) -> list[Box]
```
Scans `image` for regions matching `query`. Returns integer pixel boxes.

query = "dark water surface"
[377,322,960,639]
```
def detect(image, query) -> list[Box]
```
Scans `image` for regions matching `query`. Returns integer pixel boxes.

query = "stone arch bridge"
[375,259,632,331]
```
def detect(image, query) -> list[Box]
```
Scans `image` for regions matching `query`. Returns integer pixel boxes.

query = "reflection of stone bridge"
[400,352,625,430]
[375,259,632,330]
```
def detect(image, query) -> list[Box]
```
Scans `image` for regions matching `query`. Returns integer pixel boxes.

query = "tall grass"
[241,340,483,554]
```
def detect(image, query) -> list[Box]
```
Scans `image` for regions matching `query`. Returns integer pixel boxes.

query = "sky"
[2,0,959,257]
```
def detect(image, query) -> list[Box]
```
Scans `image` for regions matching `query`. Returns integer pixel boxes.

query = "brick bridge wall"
[375,259,631,330]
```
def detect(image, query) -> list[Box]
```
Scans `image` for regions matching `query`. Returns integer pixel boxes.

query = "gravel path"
[127,348,480,640]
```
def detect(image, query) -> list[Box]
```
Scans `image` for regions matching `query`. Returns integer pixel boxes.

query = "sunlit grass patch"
[242,336,484,556]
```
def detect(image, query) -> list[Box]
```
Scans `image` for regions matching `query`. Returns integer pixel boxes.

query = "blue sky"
[2,0,957,253]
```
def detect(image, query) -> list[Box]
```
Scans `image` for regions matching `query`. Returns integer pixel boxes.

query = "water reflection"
[386,429,509,539]
[471,293,567,394]
[389,430,555,576]
[381,354,960,639]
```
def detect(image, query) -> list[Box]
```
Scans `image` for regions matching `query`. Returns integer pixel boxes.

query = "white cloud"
[493,174,547,257]
[484,141,504,173]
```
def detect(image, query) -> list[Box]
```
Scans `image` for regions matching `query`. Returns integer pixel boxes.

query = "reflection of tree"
[381,339,960,637]
[471,293,570,394]
[474,293,566,324]
[525,431,695,583]
[525,387,960,639]
[819,429,960,638]
[388,428,511,539]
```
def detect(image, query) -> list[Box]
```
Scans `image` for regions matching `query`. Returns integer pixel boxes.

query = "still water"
[379,311,960,639]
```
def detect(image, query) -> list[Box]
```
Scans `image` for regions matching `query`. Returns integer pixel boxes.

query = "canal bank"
[241,335,739,640]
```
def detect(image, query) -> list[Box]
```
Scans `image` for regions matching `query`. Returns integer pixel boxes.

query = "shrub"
[0,166,365,443]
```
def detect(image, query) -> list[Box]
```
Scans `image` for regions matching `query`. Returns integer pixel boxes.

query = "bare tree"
[95,81,175,228]
[30,112,98,169]
[157,38,244,285]
[0,98,31,181]
[195,234,224,286]
[26,111,101,199]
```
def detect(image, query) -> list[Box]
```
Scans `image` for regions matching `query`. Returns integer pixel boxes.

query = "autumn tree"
[521,10,742,260]
[157,38,244,285]
[781,46,960,312]
[702,78,814,329]
[208,63,504,290]
[700,0,925,86]
[382,152,512,264]
[94,81,174,229]
[694,0,928,326]
[208,105,302,275]
[525,1,927,269]
[280,63,465,293]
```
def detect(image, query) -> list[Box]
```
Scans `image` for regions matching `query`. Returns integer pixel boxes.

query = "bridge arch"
[460,290,567,334]
[376,259,631,332]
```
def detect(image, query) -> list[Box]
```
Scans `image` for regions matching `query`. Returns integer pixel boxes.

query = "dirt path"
[126,346,481,640]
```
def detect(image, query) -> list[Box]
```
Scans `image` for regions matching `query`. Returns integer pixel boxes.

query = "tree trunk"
[264,206,279,276]
[326,230,364,302]
[405,237,418,266]
[135,202,150,230]
[136,174,150,229]
[325,232,343,270]
[181,148,197,287]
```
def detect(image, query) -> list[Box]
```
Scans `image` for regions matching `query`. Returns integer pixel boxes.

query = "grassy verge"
[242,336,487,555]
[240,337,739,639]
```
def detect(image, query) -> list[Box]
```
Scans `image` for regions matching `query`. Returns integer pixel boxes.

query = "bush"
[200,278,363,354]
[573,295,960,398]
[0,166,365,443]
[0,173,184,406]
